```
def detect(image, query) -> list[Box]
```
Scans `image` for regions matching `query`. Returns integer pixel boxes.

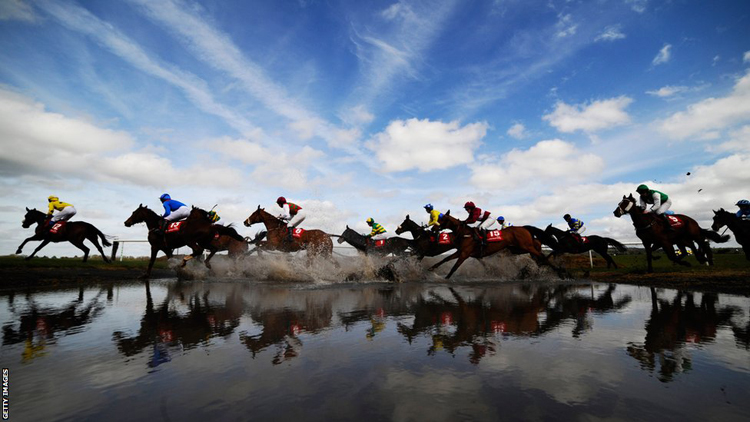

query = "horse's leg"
[88,234,110,263]
[69,238,90,262]
[204,248,218,270]
[445,254,469,279]
[182,242,202,267]
[429,250,462,271]
[702,240,714,266]
[25,239,51,260]
[644,242,653,273]
[661,241,689,267]
[142,247,159,279]
[16,234,43,254]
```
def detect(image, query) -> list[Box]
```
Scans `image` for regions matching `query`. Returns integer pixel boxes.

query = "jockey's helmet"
[424,204,433,211]
[497,216,505,221]
[159,193,171,202]
[737,199,750,206]
[563,214,571,220]
[464,201,475,209]
[277,196,286,205]
[636,184,649,193]
[48,195,58,202]
[366,218,374,225]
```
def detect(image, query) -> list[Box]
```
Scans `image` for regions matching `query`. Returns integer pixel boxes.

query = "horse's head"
[124,204,149,227]
[395,214,417,235]
[438,210,458,229]
[613,194,636,218]
[22,207,42,228]
[338,225,354,244]
[244,205,265,227]
[711,208,731,231]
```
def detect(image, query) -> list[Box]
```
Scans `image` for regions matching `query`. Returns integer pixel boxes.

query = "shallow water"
[1,278,749,422]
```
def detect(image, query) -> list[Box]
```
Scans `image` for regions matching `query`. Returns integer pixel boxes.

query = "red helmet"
[464,201,475,209]
[276,196,286,204]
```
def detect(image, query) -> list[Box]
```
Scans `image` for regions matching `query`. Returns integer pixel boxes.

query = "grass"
[561,251,749,274]
[0,255,170,270]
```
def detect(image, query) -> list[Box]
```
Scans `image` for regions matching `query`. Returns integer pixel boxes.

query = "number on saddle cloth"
[665,215,684,228]
[49,222,66,234]
[485,229,503,243]
[374,239,386,247]
[431,232,452,245]
[165,221,183,233]
[291,228,305,239]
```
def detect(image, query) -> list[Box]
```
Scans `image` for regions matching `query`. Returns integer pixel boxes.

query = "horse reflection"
[112,282,242,368]
[2,286,106,363]
[239,306,333,365]
[627,288,739,382]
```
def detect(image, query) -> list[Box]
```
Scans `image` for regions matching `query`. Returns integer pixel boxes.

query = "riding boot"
[287,228,293,244]
[661,214,674,232]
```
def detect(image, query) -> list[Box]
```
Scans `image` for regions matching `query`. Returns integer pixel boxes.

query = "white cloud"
[556,14,578,38]
[652,44,672,66]
[658,71,750,140]
[366,118,487,172]
[626,0,648,14]
[212,137,273,164]
[340,105,374,126]
[507,123,528,139]
[710,125,750,153]
[543,96,633,133]
[646,85,688,97]
[0,0,35,21]
[595,25,626,42]
[470,139,605,188]
[744,51,750,63]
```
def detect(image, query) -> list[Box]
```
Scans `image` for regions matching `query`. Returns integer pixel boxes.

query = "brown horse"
[613,194,729,272]
[17,208,112,262]
[243,206,335,265]
[211,234,250,258]
[428,211,557,279]
[336,226,414,256]
[711,208,749,260]
[124,205,245,278]
[394,215,456,260]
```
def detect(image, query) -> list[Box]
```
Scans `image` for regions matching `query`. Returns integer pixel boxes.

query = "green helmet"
[636,184,649,193]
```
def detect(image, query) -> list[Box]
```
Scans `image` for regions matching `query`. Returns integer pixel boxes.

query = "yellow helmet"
[48,195,58,202]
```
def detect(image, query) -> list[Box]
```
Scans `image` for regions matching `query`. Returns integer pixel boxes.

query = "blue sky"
[1,0,749,256]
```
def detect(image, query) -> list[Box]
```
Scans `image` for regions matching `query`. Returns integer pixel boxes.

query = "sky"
[1,0,749,257]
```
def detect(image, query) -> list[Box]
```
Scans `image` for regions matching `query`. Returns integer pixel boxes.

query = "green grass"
[567,251,749,274]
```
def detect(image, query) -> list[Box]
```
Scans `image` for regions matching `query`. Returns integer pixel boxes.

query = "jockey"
[636,184,673,228]
[365,218,387,241]
[159,193,189,232]
[276,197,306,228]
[47,196,76,228]
[424,204,442,232]
[563,214,586,240]
[463,201,492,229]
[494,216,508,230]
[737,199,750,220]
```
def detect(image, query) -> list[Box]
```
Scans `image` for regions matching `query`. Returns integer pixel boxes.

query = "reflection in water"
[2,286,106,363]
[627,287,740,382]
[1,280,749,421]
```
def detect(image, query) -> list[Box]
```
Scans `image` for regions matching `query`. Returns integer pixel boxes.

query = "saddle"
[429,232,453,245]
[48,221,66,235]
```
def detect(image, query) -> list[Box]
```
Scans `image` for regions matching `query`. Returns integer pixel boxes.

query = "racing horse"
[394,215,457,260]
[124,205,245,278]
[243,206,335,266]
[544,225,627,269]
[17,207,112,262]
[337,226,414,256]
[613,194,729,272]
[712,208,749,260]
[429,211,560,279]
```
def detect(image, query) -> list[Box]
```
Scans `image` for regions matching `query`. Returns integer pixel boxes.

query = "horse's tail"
[246,231,267,244]
[604,237,627,253]
[215,224,245,242]
[702,228,730,243]
[86,223,112,247]
[523,225,558,250]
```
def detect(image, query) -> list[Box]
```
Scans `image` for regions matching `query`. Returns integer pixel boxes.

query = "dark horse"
[614,194,729,272]
[429,211,559,279]
[337,226,414,256]
[244,206,335,266]
[394,215,456,259]
[544,225,627,269]
[712,208,749,260]
[17,208,112,262]
[124,205,245,278]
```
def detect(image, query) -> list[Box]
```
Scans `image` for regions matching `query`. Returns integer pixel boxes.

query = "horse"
[394,215,456,259]
[428,211,559,279]
[544,225,627,268]
[124,205,245,278]
[243,206,335,266]
[211,234,250,259]
[17,208,112,262]
[613,194,729,272]
[712,208,749,260]
[336,226,414,256]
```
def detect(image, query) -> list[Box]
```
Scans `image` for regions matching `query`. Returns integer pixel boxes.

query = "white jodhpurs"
[165,206,190,222]
[51,206,76,222]
[289,210,307,228]
[651,199,672,215]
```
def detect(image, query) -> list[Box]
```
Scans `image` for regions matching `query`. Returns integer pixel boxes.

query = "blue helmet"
[159,193,171,201]
[737,199,750,206]
[497,216,505,221]
[424,203,433,211]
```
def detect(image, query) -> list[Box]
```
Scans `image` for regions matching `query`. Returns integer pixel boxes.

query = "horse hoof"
[15,249,21,255]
